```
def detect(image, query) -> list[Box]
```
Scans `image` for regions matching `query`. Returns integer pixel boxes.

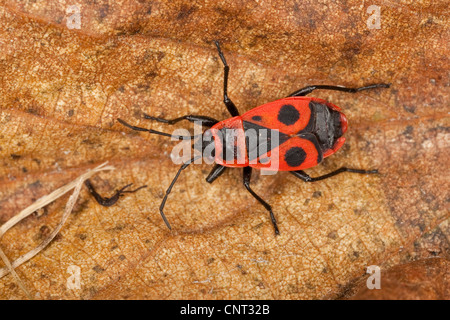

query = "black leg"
[243,167,280,235]
[85,179,147,207]
[214,41,240,117]
[290,167,378,182]
[143,114,219,128]
[159,155,202,230]
[117,118,200,140]
[206,163,226,183]
[287,83,390,97]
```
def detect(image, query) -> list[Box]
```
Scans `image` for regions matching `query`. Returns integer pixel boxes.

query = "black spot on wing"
[298,133,323,164]
[252,115,262,121]
[278,104,299,126]
[284,147,307,167]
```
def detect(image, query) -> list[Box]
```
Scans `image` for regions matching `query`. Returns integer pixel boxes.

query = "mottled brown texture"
[0,0,448,299]
[348,258,449,300]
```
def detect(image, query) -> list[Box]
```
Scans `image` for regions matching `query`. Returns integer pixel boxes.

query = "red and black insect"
[87,41,389,235]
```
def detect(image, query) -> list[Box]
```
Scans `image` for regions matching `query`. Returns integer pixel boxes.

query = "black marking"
[278,104,299,126]
[284,147,307,167]
[215,127,242,163]
[298,133,324,164]
[308,101,343,152]
[243,121,290,161]
[298,101,316,133]
[259,157,270,164]
[252,115,262,121]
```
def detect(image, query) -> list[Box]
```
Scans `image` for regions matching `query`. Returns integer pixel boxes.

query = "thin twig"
[0,247,32,299]
[0,162,113,238]
[0,162,115,299]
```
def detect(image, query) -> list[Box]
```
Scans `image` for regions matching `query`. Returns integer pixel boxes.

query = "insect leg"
[143,114,219,128]
[290,167,378,182]
[117,118,200,140]
[206,163,227,183]
[85,179,147,207]
[159,155,202,230]
[287,83,390,97]
[214,41,240,117]
[243,167,280,235]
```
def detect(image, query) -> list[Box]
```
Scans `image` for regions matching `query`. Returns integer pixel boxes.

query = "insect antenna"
[159,155,202,230]
[117,118,201,140]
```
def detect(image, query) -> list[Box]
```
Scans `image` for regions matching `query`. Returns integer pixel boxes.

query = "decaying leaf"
[0,1,448,299]
[347,258,449,300]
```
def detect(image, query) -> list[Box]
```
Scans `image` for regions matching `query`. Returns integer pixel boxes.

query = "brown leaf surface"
[347,258,450,300]
[0,0,448,299]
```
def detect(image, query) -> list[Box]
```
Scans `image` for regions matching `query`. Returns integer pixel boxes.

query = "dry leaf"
[0,0,448,299]
[347,258,449,300]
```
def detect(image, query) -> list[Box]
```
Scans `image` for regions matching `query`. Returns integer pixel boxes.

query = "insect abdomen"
[308,100,346,153]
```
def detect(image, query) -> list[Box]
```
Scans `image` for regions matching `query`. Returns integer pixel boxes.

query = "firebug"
[87,41,390,235]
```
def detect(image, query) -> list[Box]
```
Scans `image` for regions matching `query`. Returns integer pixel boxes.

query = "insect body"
[208,96,347,171]
[91,41,390,235]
